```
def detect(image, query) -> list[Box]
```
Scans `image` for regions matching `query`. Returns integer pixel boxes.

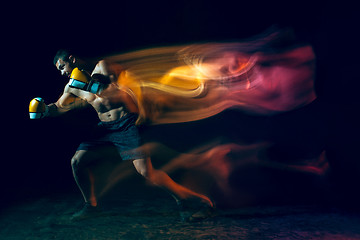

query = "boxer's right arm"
[49,89,88,117]
[29,84,88,119]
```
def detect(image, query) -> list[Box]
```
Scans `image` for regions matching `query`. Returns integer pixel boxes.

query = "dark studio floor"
[2,177,360,240]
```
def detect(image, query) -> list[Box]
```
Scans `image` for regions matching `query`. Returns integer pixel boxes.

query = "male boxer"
[29,49,214,221]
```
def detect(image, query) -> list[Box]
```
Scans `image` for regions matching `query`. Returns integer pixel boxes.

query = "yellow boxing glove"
[69,68,102,94]
[29,97,49,119]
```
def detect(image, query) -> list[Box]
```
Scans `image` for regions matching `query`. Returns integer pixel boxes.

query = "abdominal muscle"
[76,83,137,122]
[97,106,128,122]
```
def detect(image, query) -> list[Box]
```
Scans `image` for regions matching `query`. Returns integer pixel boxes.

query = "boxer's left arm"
[92,60,122,83]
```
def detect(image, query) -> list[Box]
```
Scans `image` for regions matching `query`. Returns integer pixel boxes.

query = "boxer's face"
[55,57,75,78]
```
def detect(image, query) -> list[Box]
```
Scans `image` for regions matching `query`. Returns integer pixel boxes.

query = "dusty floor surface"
[1,188,360,240]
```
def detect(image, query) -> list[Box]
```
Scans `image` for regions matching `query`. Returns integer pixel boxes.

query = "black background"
[2,0,360,209]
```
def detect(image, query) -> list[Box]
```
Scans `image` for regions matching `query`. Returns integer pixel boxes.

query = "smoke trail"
[104,28,316,125]
[92,28,323,205]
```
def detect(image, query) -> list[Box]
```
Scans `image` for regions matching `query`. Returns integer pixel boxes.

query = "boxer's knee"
[133,158,151,179]
[71,150,94,171]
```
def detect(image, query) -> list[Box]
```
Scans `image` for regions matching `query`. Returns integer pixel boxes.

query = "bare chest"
[91,85,125,113]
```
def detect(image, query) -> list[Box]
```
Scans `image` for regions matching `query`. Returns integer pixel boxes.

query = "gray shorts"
[77,113,146,160]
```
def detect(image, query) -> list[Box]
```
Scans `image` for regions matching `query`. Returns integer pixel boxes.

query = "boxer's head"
[53,49,78,77]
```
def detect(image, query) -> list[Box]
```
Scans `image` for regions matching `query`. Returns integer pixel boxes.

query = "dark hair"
[53,49,71,65]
